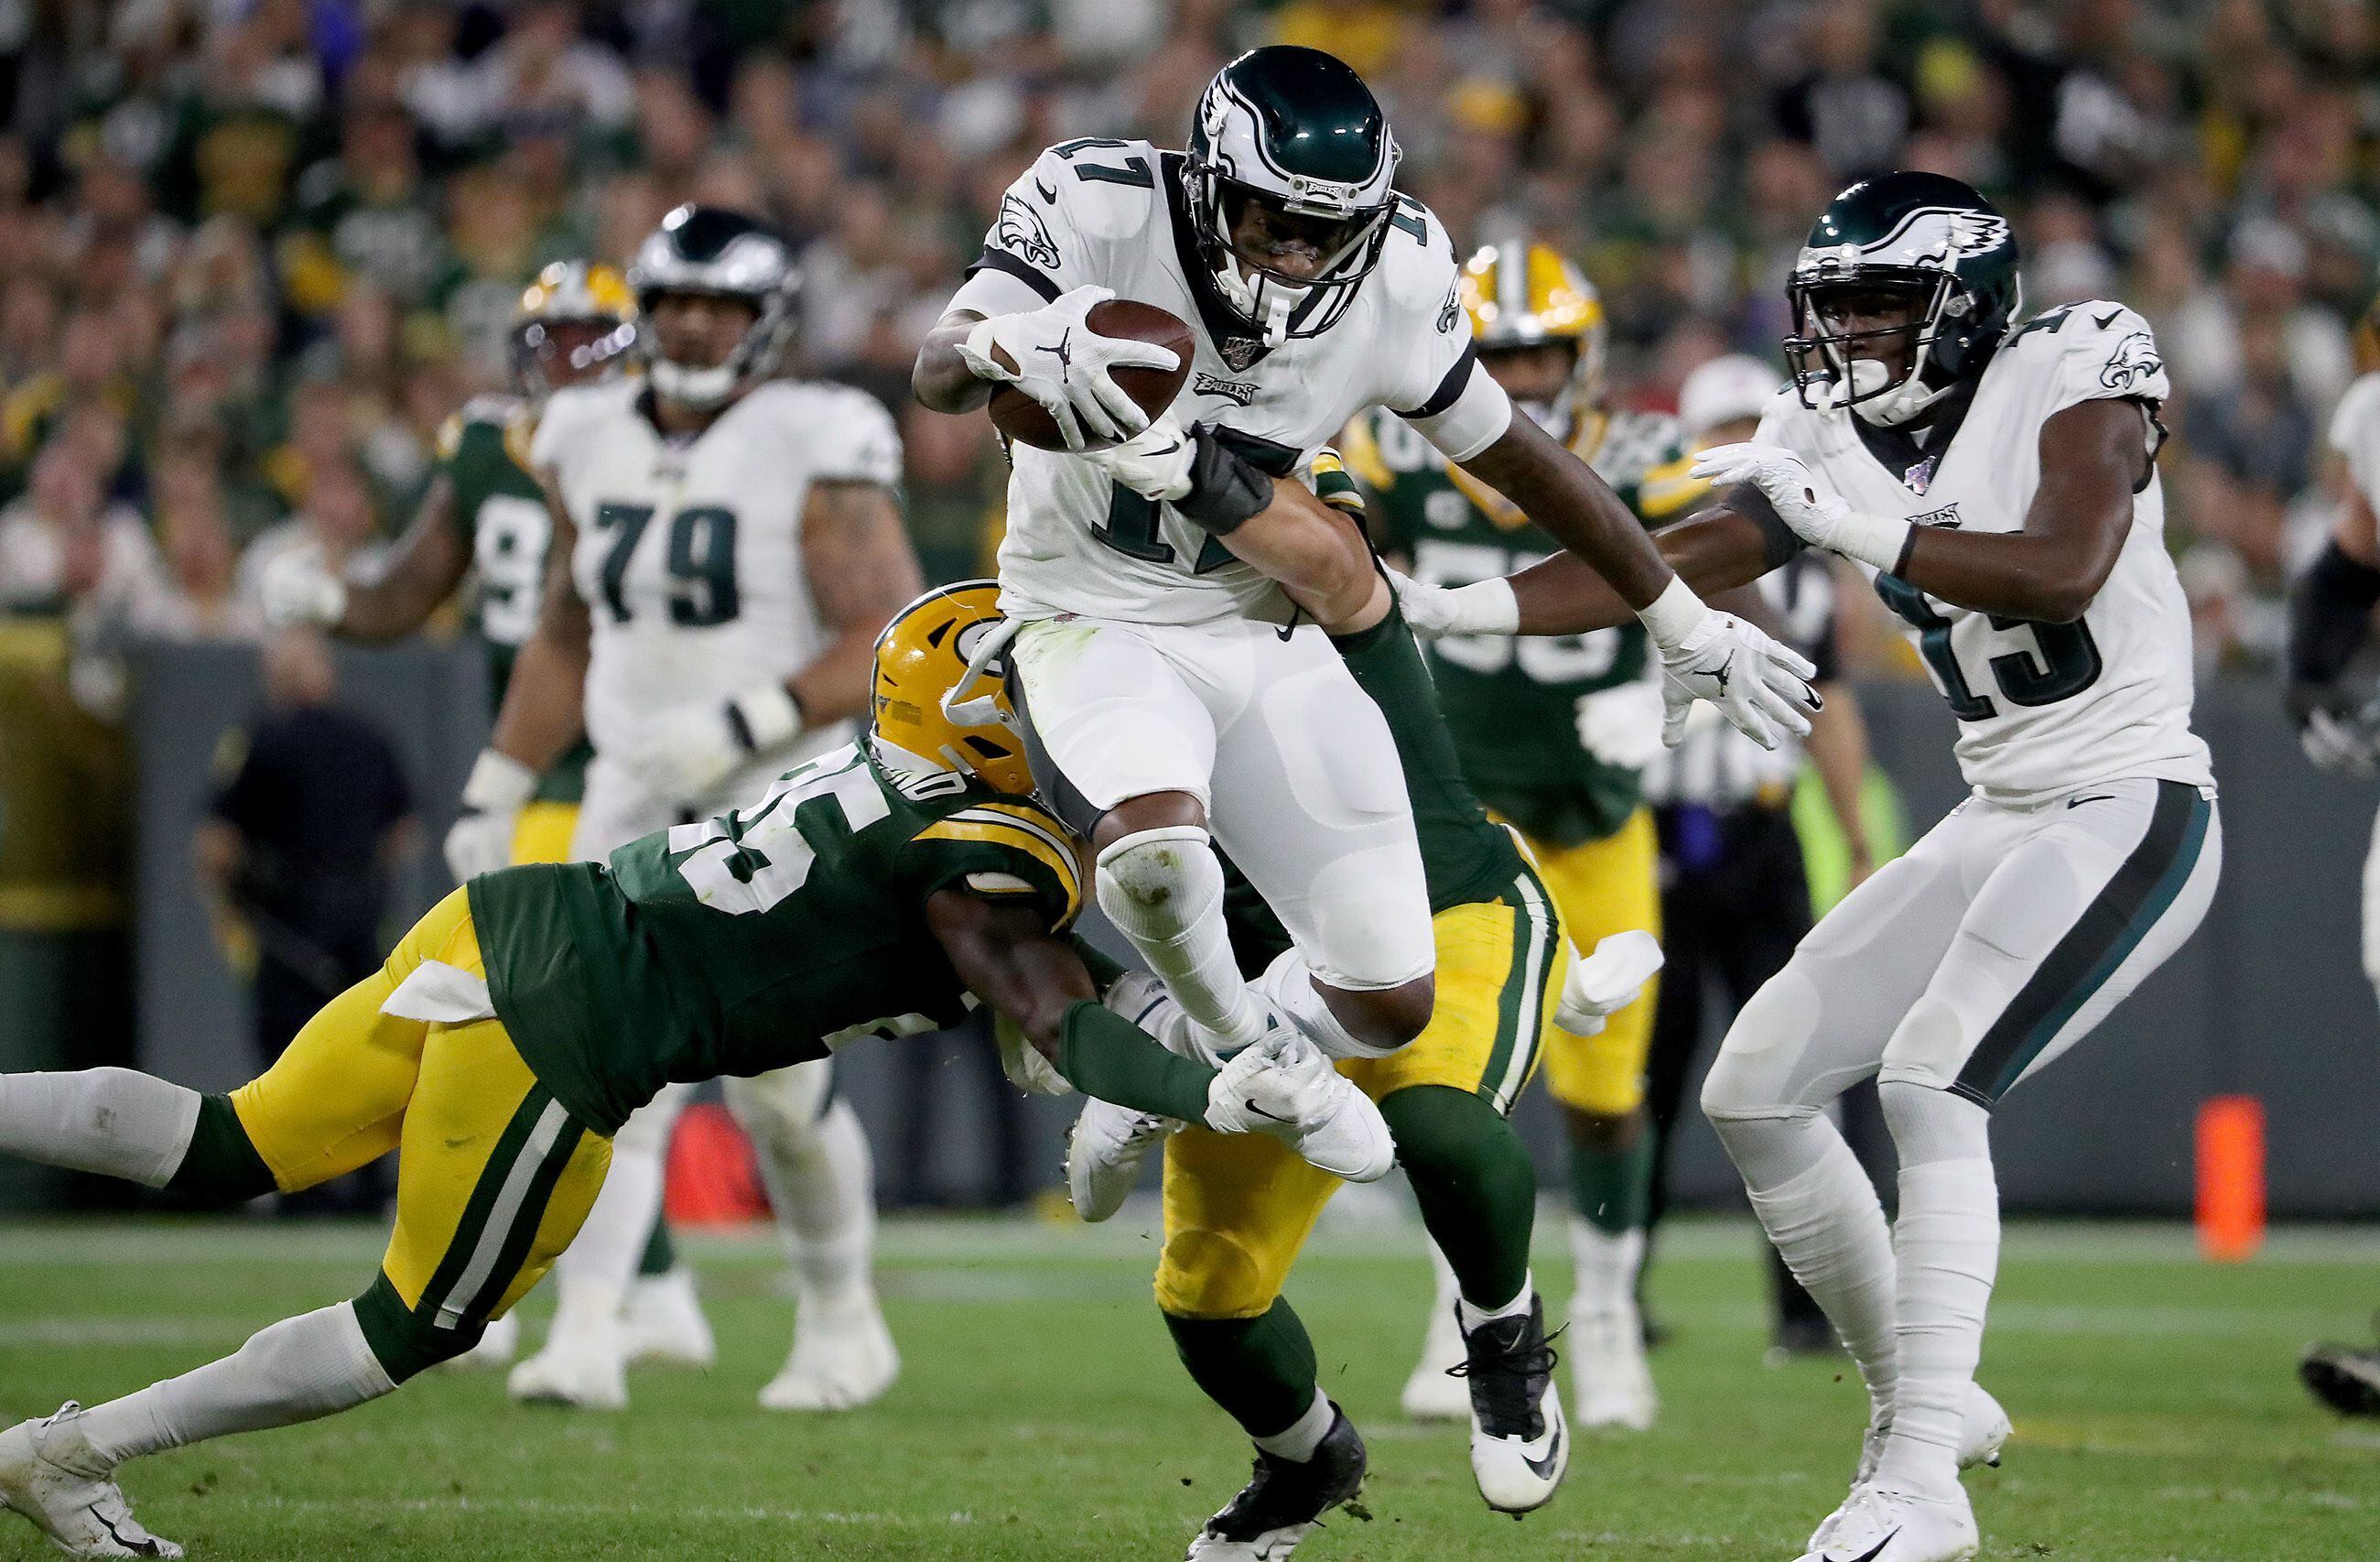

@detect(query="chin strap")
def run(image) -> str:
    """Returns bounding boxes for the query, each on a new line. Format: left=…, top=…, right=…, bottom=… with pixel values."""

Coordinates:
left=942, top=614, right=1023, bottom=729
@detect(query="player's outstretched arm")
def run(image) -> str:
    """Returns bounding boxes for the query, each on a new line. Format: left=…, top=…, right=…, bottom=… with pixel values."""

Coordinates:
left=792, top=480, right=925, bottom=723
left=914, top=309, right=1000, bottom=414
left=1695, top=398, right=2150, bottom=624
left=2288, top=448, right=2380, bottom=771
left=925, top=889, right=1218, bottom=1123
left=259, top=472, right=471, bottom=637
left=1459, top=407, right=1681, bottom=609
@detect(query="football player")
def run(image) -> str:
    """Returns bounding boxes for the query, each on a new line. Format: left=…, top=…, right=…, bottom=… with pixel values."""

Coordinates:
left=256, top=262, right=700, bottom=1372
left=453, top=204, right=918, bottom=1414
left=1347, top=241, right=1700, bottom=1432
left=1065, top=460, right=1661, bottom=1549
left=1398, top=171, right=2210, bottom=1561
left=912, top=48, right=1815, bottom=1166
left=0, top=582, right=1392, bottom=1562
left=2283, top=290, right=2380, bottom=1419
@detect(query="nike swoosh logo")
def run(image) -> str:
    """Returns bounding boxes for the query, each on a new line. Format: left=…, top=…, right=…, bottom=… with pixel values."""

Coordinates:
left=2067, top=794, right=2115, bottom=808
left=1840, top=1529, right=1899, bottom=1562
left=1034, top=178, right=1057, bottom=203
left=1242, top=1100, right=1295, bottom=1125
left=1520, top=1418, right=1565, bottom=1481
left=2093, top=309, right=2122, bottom=330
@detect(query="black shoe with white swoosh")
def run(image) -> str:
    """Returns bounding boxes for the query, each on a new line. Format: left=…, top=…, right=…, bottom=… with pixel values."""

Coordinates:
left=1184, top=1405, right=1367, bottom=1561
left=1448, top=1294, right=1570, bottom=1513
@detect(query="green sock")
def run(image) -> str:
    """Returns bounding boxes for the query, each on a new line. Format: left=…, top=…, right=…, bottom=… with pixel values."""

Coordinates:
left=638, top=1210, right=676, bottom=1276
left=1382, top=1085, right=1536, bottom=1307
left=1570, top=1132, right=1652, bottom=1236
left=1058, top=1002, right=1216, bottom=1122
left=1164, top=1298, right=1319, bottom=1438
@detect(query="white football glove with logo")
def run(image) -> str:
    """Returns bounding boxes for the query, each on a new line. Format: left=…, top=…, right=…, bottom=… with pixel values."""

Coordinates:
left=618, top=683, right=803, bottom=808
left=1690, top=442, right=1914, bottom=574
left=958, top=285, right=1184, bottom=451
left=1079, top=411, right=1195, bottom=501
left=444, top=749, right=536, bottom=883
left=1555, top=929, right=1664, bottom=1036
left=1639, top=577, right=1818, bottom=751
left=258, top=545, right=349, bottom=629
left=2301, top=705, right=2380, bottom=776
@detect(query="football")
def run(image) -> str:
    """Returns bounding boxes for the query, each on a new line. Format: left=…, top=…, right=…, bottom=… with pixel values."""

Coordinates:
left=988, top=298, right=1195, bottom=451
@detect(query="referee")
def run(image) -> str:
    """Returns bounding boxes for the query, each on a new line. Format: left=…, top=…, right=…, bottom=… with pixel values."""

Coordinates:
left=1639, top=354, right=1880, bottom=1358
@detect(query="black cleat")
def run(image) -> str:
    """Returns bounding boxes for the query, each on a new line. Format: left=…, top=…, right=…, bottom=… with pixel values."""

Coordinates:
left=1450, top=1296, right=1568, bottom=1512
left=1185, top=1405, right=1367, bottom=1560
left=2301, top=1340, right=2380, bottom=1417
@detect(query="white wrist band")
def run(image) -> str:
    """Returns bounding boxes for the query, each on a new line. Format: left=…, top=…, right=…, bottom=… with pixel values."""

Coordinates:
left=1834, top=508, right=1916, bottom=575
left=729, top=683, right=804, bottom=754
left=957, top=318, right=1018, bottom=384
left=462, top=749, right=537, bottom=810
left=1636, top=575, right=1708, bottom=649
left=1446, top=578, right=1520, bottom=635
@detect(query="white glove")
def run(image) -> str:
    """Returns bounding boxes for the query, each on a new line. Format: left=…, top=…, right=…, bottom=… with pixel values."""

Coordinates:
left=2302, top=706, right=2380, bottom=776
left=444, top=749, right=537, bottom=882
left=1690, top=442, right=1913, bottom=574
left=957, top=285, right=1184, bottom=450
left=1639, top=576, right=1819, bottom=751
left=1554, top=929, right=1665, bottom=1036
left=1574, top=679, right=1669, bottom=771
left=994, top=1013, right=1075, bottom=1096
left=1386, top=568, right=1520, bottom=639
left=618, top=683, right=802, bottom=806
left=1079, top=411, right=1195, bottom=501
left=258, top=545, right=348, bottom=629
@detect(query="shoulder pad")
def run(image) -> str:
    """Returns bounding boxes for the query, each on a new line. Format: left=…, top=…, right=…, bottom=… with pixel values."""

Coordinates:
left=2329, top=372, right=2380, bottom=458
left=1376, top=196, right=1462, bottom=323
left=1027, top=139, right=1163, bottom=244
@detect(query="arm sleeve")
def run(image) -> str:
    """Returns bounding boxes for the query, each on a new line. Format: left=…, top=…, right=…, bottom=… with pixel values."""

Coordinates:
left=949, top=146, right=1105, bottom=315
left=905, top=801, right=1087, bottom=933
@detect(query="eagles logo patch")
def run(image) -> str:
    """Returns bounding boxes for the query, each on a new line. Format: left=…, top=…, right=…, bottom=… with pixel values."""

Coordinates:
left=995, top=194, right=1061, bottom=271
left=2099, top=330, right=2162, bottom=393
left=1193, top=372, right=1257, bottom=407
left=1437, top=279, right=1461, bottom=334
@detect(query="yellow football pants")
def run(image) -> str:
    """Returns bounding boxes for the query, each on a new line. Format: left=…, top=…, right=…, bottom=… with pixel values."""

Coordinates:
left=1524, top=807, right=1662, bottom=1118
left=232, top=888, right=612, bottom=1336
left=1155, top=874, right=1566, bottom=1320
left=511, top=800, right=580, bottom=865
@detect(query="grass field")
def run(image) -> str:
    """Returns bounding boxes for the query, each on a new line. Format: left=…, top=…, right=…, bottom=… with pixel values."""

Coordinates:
left=0, top=1209, right=2374, bottom=1561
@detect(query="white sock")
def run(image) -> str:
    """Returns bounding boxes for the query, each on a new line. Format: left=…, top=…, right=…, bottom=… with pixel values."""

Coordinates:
left=1876, top=1082, right=1997, bottom=1498
left=544, top=1086, right=688, bottom=1344
left=734, top=1087, right=877, bottom=1302
left=1252, top=1388, right=1334, bottom=1463
left=1097, top=828, right=1266, bottom=1052
left=0, top=1069, right=200, bottom=1188
left=1250, top=949, right=1391, bottom=1060
left=1456, top=1269, right=1534, bottom=1331
left=73, top=1302, right=395, bottom=1470
left=1569, top=1216, right=1645, bottom=1318
left=1714, top=1110, right=1900, bottom=1422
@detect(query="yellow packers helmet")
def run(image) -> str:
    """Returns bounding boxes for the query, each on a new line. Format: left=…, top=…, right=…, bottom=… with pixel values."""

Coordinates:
left=513, top=261, right=639, bottom=398
left=1460, top=240, right=1607, bottom=419
left=870, top=580, right=1035, bottom=797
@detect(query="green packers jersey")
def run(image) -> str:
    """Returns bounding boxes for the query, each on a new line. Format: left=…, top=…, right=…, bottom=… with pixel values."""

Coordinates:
left=1349, top=407, right=1710, bottom=848
left=438, top=396, right=590, bottom=804
left=469, top=743, right=1084, bottom=1134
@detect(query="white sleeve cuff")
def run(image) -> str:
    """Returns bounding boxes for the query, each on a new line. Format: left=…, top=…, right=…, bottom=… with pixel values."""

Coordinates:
left=1445, top=578, right=1520, bottom=635
left=1834, top=508, right=1915, bottom=575
left=1635, top=575, right=1708, bottom=650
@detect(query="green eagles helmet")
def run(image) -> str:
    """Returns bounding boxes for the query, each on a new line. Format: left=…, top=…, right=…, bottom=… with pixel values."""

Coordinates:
left=1185, top=47, right=1402, bottom=350
left=1784, top=171, right=2022, bottom=426
left=627, top=204, right=800, bottom=409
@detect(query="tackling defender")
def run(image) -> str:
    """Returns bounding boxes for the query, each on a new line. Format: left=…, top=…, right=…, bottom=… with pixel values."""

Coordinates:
left=912, top=48, right=1815, bottom=1164
left=0, top=583, right=1390, bottom=1561
left=1348, top=240, right=1700, bottom=1431
left=1400, top=171, right=2209, bottom=1561
left=461, top=204, right=919, bottom=1413
left=258, top=262, right=704, bottom=1370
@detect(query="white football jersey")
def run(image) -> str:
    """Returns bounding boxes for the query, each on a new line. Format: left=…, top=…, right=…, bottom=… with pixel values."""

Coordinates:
left=952, top=138, right=1513, bottom=626
left=1757, top=300, right=2212, bottom=800
left=2328, top=370, right=2380, bottom=510
left=531, top=376, right=902, bottom=772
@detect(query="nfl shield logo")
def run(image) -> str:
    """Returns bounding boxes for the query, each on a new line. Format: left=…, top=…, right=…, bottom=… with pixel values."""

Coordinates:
left=1903, top=455, right=1935, bottom=494
left=1221, top=336, right=1263, bottom=372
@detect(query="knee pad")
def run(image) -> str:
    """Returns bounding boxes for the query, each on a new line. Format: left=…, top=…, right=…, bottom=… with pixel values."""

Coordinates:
left=1095, top=826, right=1224, bottom=940
left=1878, top=1078, right=1992, bottom=1168
left=723, top=1061, right=835, bottom=1152
left=1153, top=1228, right=1282, bottom=1322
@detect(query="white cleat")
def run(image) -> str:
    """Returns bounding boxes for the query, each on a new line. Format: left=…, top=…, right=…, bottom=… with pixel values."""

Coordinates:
left=1401, top=1297, right=1470, bottom=1421
left=507, top=1320, right=629, bottom=1411
left=1204, top=1032, right=1394, bottom=1184
left=0, top=1405, right=181, bottom=1558
left=1796, top=1483, right=1977, bottom=1562
left=1456, top=1296, right=1569, bottom=1513
left=759, top=1286, right=899, bottom=1412
left=1570, top=1297, right=1657, bottom=1431
left=1813, top=1384, right=2013, bottom=1551
left=439, top=1310, right=519, bottom=1371
left=623, top=1268, right=716, bottom=1369
left=1066, top=1099, right=1178, bottom=1222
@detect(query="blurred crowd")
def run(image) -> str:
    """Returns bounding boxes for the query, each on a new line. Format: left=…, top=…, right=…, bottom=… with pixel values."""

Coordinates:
left=0, top=0, right=2374, bottom=674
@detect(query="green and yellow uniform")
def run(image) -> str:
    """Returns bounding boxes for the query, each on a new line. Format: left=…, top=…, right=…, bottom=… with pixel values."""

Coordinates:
left=1348, top=404, right=1706, bottom=1118
left=1156, top=548, right=1570, bottom=1321
left=437, top=395, right=594, bottom=862
left=226, top=742, right=1082, bottom=1372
